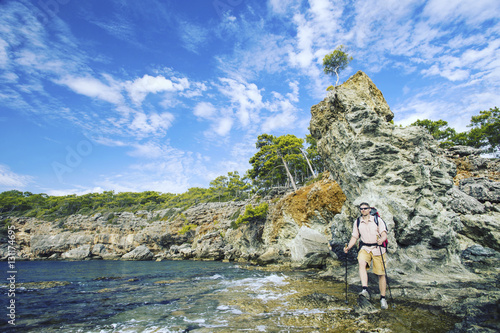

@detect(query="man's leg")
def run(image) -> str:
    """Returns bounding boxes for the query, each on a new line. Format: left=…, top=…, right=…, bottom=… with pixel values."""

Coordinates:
left=357, top=250, right=371, bottom=299
left=378, top=274, right=386, bottom=297
left=358, top=259, right=368, bottom=287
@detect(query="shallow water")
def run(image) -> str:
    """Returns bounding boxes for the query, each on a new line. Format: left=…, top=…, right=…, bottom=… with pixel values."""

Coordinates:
left=0, top=260, right=458, bottom=332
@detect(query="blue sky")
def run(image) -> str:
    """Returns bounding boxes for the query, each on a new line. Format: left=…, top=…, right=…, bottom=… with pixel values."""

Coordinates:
left=1, top=0, right=499, bottom=195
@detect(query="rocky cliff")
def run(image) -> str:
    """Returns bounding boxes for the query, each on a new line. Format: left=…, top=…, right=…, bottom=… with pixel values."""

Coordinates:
left=311, top=71, right=500, bottom=262
left=1, top=176, right=346, bottom=268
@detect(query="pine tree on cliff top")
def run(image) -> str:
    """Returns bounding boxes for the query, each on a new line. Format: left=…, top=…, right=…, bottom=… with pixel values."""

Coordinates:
left=322, top=45, right=353, bottom=87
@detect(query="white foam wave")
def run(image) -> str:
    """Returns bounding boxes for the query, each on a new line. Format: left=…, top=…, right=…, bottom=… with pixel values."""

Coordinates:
left=217, top=304, right=243, bottom=314
left=219, top=273, right=295, bottom=302
left=222, top=273, right=288, bottom=289
left=194, top=273, right=224, bottom=281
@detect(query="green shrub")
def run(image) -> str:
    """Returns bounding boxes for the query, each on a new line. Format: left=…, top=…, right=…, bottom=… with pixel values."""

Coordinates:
left=232, top=203, right=268, bottom=229
left=179, top=224, right=197, bottom=235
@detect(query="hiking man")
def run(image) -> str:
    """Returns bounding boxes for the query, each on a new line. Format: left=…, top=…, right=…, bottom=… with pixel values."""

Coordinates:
left=344, top=202, right=388, bottom=309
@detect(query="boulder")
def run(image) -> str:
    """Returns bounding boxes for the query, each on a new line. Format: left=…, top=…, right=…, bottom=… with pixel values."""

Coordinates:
left=257, top=247, right=281, bottom=264
left=289, top=226, right=330, bottom=268
left=121, top=245, right=154, bottom=261
left=61, top=245, right=91, bottom=260
left=92, top=243, right=120, bottom=260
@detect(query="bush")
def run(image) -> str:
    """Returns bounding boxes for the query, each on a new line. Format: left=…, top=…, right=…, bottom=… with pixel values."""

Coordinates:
left=179, top=224, right=197, bottom=235
left=232, top=203, right=269, bottom=229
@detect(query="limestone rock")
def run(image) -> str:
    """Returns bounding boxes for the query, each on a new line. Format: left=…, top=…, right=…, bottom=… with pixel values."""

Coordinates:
left=447, top=186, right=485, bottom=215
left=31, top=233, right=93, bottom=258
left=61, top=245, right=91, bottom=260
left=121, top=245, right=154, bottom=261
left=459, top=214, right=500, bottom=251
left=257, top=247, right=281, bottom=265
left=167, top=243, right=194, bottom=259
left=309, top=70, right=497, bottom=272
left=92, top=244, right=120, bottom=260
left=459, top=177, right=500, bottom=203
left=289, top=226, right=330, bottom=268
left=446, top=145, right=481, bottom=157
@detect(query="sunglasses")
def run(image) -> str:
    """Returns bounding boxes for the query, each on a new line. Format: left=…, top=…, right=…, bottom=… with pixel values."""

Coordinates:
left=360, top=207, right=370, bottom=211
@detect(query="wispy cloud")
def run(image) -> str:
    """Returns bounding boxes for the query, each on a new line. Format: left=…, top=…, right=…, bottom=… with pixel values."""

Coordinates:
left=125, top=74, right=190, bottom=105
left=58, top=75, right=124, bottom=104
left=0, top=164, right=34, bottom=190
left=178, top=20, right=209, bottom=53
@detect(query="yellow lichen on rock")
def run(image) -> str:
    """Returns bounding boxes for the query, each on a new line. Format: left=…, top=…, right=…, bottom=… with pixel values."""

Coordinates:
left=269, top=173, right=346, bottom=241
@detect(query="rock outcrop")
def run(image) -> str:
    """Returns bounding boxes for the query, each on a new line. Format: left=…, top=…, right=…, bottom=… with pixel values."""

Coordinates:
left=310, top=70, right=500, bottom=271
left=310, top=71, right=499, bottom=332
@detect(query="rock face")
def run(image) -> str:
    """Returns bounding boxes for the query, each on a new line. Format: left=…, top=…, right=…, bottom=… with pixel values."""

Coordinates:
left=310, top=70, right=500, bottom=272
left=309, top=71, right=499, bottom=332
left=0, top=177, right=345, bottom=268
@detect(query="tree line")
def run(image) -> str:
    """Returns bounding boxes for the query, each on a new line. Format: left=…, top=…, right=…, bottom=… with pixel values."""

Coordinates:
left=411, top=107, right=499, bottom=155
left=0, top=133, right=324, bottom=220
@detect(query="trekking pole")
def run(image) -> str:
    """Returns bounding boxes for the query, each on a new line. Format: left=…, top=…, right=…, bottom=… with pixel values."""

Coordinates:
left=344, top=243, right=348, bottom=305
left=378, top=243, right=395, bottom=309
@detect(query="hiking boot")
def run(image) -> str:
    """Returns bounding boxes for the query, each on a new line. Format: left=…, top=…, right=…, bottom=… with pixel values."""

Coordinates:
left=380, top=298, right=388, bottom=309
left=359, top=289, right=370, bottom=300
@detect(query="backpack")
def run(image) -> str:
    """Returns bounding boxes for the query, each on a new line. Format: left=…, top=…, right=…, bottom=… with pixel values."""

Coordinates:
left=356, top=207, right=388, bottom=250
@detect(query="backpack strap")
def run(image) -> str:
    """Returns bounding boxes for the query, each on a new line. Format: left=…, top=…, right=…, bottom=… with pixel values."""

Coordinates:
left=356, top=214, right=387, bottom=249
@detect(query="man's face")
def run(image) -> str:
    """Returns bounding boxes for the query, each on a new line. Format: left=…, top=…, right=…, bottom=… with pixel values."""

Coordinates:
left=360, top=206, right=370, bottom=216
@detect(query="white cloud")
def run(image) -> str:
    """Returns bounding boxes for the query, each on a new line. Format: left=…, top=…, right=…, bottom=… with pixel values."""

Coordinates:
left=179, top=21, right=208, bottom=53
left=0, top=39, right=8, bottom=68
left=58, top=75, right=123, bottom=104
left=422, top=0, right=500, bottom=25
left=126, top=74, right=189, bottom=105
left=218, top=78, right=264, bottom=127
left=129, top=111, right=175, bottom=137
left=0, top=164, right=34, bottom=189
left=194, top=102, right=217, bottom=119
left=128, top=142, right=165, bottom=159
left=268, top=0, right=301, bottom=15
left=213, top=117, right=234, bottom=136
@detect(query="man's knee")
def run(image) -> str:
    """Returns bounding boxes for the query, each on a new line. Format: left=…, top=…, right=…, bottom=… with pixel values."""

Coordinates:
left=358, top=260, right=368, bottom=270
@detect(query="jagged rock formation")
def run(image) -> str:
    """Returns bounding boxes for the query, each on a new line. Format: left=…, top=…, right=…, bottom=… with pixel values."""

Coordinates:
left=310, top=70, right=500, bottom=272
left=310, top=71, right=499, bottom=332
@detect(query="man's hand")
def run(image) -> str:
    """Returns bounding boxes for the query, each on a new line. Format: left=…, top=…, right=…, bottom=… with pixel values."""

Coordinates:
left=377, top=233, right=387, bottom=246
left=344, top=244, right=349, bottom=253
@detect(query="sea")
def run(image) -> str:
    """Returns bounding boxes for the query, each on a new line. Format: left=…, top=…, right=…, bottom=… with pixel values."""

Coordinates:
left=0, top=260, right=312, bottom=332
left=1, top=260, right=461, bottom=332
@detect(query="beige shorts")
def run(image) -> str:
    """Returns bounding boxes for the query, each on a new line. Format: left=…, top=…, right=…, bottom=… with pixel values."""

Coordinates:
left=358, top=249, right=387, bottom=276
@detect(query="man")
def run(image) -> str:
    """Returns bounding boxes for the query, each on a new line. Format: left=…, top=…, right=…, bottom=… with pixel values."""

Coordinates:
left=344, top=202, right=388, bottom=309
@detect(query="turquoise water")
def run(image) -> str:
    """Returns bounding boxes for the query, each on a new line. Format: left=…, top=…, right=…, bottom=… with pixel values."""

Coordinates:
left=1, top=260, right=302, bottom=332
